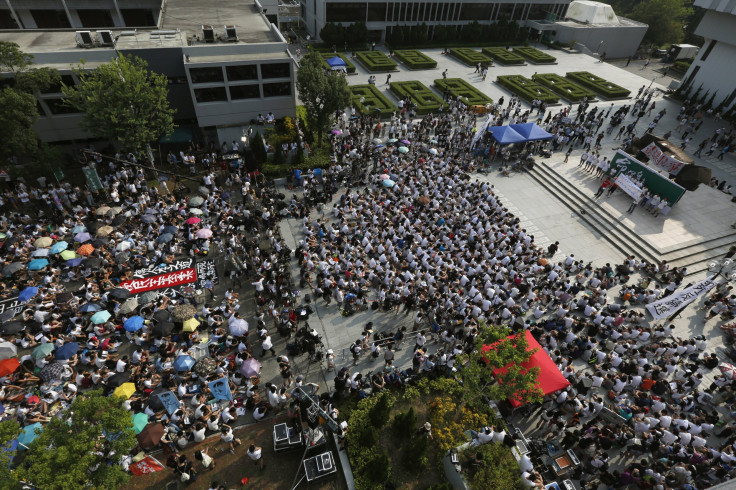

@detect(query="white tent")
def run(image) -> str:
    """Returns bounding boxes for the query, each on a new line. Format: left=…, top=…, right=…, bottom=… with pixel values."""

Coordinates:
left=565, top=1, right=619, bottom=25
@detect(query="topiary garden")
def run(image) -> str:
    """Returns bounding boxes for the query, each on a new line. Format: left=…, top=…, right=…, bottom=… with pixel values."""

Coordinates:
left=319, top=53, right=356, bottom=74
left=449, top=48, right=493, bottom=67
left=433, top=78, right=493, bottom=106
left=349, top=84, right=398, bottom=116
left=355, top=51, right=398, bottom=72
left=389, top=80, right=444, bottom=114
left=481, top=47, right=526, bottom=65
left=512, top=46, right=557, bottom=64
left=394, top=49, right=438, bottom=69
left=566, top=71, right=631, bottom=99
left=496, top=75, right=560, bottom=104
left=532, top=73, right=598, bottom=102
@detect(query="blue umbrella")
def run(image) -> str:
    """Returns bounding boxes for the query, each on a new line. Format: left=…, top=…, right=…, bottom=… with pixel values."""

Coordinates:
left=141, top=215, right=156, bottom=224
left=18, top=286, right=39, bottom=303
left=123, top=316, right=145, bottom=332
left=17, top=422, right=42, bottom=449
left=173, top=355, right=196, bottom=372
left=157, top=233, right=174, bottom=243
left=162, top=226, right=177, bottom=235
left=49, top=241, right=69, bottom=254
left=80, top=303, right=101, bottom=313
left=66, top=257, right=84, bottom=267
left=74, top=232, right=91, bottom=243
left=382, top=179, right=396, bottom=188
left=28, top=259, right=49, bottom=271
left=54, top=342, right=80, bottom=360
left=91, top=310, right=111, bottom=324
left=71, top=225, right=87, bottom=234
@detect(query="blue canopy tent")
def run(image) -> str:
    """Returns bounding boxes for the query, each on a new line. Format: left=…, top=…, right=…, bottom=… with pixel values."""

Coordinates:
left=326, top=56, right=347, bottom=71
left=486, top=126, right=526, bottom=145
left=508, top=123, right=553, bottom=141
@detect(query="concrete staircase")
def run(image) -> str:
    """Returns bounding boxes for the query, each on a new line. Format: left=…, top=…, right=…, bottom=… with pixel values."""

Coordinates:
left=526, top=160, right=736, bottom=277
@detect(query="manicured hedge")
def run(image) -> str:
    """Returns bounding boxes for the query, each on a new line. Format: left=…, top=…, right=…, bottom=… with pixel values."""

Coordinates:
left=512, top=46, right=556, bottom=64
left=532, top=73, right=597, bottom=102
left=320, top=53, right=356, bottom=74
left=449, top=48, right=493, bottom=67
left=350, top=84, right=398, bottom=116
left=389, top=80, right=444, bottom=115
left=566, top=71, right=631, bottom=99
left=481, top=47, right=526, bottom=65
left=394, top=49, right=437, bottom=69
left=355, top=51, right=398, bottom=72
left=496, top=75, right=559, bottom=104
left=434, top=78, right=492, bottom=106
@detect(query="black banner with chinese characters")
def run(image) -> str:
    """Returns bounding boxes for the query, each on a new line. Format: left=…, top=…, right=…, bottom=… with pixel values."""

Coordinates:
left=195, top=260, right=218, bottom=289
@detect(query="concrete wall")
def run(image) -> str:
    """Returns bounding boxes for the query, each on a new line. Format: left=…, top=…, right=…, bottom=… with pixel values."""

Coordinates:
left=681, top=37, right=736, bottom=109
left=552, top=23, right=646, bottom=58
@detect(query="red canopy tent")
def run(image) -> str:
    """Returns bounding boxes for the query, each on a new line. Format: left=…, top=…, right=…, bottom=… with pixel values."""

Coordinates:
left=481, top=330, right=570, bottom=407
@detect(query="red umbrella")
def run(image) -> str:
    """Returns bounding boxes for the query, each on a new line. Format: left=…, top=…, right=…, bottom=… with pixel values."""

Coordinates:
left=720, top=363, right=736, bottom=379
left=185, top=217, right=201, bottom=225
left=0, top=358, right=20, bottom=377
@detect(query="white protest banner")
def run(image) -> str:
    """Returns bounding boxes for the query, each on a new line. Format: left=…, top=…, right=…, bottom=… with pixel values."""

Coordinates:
left=614, top=174, right=643, bottom=200
left=471, top=113, right=494, bottom=149
left=645, top=276, right=718, bottom=319
left=641, top=142, right=686, bottom=175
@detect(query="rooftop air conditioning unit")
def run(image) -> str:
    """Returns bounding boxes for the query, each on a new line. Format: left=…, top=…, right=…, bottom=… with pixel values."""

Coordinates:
left=75, top=31, right=94, bottom=48
left=202, top=25, right=215, bottom=43
left=97, top=30, right=114, bottom=46
left=224, top=25, right=238, bottom=42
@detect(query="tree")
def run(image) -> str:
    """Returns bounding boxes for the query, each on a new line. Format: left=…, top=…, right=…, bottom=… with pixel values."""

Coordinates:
left=13, top=390, right=136, bottom=489
left=0, top=41, right=60, bottom=163
left=250, top=131, right=267, bottom=164
left=62, top=54, right=175, bottom=158
left=457, top=323, right=544, bottom=407
left=630, top=0, right=692, bottom=45
left=0, top=420, right=20, bottom=486
left=296, top=52, right=351, bottom=147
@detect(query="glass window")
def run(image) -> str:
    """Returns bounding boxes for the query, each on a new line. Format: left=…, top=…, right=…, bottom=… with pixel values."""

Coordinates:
left=189, top=67, right=224, bottom=84
left=262, top=82, right=291, bottom=98
left=326, top=2, right=366, bottom=22
left=230, top=84, right=261, bottom=100
left=367, top=3, right=387, bottom=21
left=45, top=98, right=80, bottom=115
left=497, top=3, right=514, bottom=19
left=700, top=40, right=716, bottom=61
left=527, top=4, right=549, bottom=19
left=226, top=65, right=258, bottom=81
left=260, top=63, right=290, bottom=79
left=459, top=4, right=493, bottom=20
left=194, top=87, right=227, bottom=103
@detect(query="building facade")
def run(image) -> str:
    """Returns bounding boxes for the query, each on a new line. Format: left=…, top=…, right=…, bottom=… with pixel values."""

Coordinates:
left=0, top=0, right=297, bottom=146
left=679, top=0, right=736, bottom=111
left=0, top=0, right=163, bottom=30
left=301, top=0, right=571, bottom=42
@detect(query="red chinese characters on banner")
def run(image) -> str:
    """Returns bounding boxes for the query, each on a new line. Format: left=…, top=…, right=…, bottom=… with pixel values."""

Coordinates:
left=129, top=456, right=164, bottom=476
left=119, top=268, right=197, bottom=294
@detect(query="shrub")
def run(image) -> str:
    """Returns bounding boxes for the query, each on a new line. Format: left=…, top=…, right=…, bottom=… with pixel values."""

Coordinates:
left=355, top=51, right=398, bottom=72
left=394, top=49, right=437, bottom=69
left=434, top=78, right=492, bottom=106
left=319, top=53, right=356, bottom=74
left=496, top=75, right=559, bottom=104
left=481, top=47, right=526, bottom=65
left=349, top=84, right=398, bottom=117
left=512, top=46, right=557, bottom=64
left=389, top=80, right=444, bottom=115
left=532, top=73, right=597, bottom=102
left=391, top=406, right=417, bottom=440
left=449, top=47, right=493, bottom=66
left=365, top=450, right=391, bottom=483
left=460, top=442, right=523, bottom=489
left=402, top=434, right=429, bottom=469
left=673, top=60, right=692, bottom=72
left=369, top=392, right=394, bottom=428
left=566, top=71, right=631, bottom=99
left=250, top=130, right=267, bottom=164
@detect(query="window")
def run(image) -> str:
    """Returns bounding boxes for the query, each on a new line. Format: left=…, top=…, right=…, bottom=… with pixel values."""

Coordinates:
left=78, top=9, right=114, bottom=28
left=41, top=74, right=76, bottom=94
left=700, top=40, right=716, bottom=62
left=326, top=2, right=366, bottom=22
left=189, top=67, right=224, bottom=84
left=230, top=84, right=261, bottom=100
left=226, top=65, right=258, bottom=81
left=0, top=9, right=19, bottom=29
left=45, top=98, right=80, bottom=115
left=262, top=82, right=291, bottom=98
left=30, top=10, right=70, bottom=28
left=527, top=4, right=549, bottom=20
left=459, top=4, right=493, bottom=20
left=497, top=3, right=514, bottom=19
left=260, top=63, right=290, bottom=79
left=367, top=3, right=387, bottom=21
left=120, top=9, right=156, bottom=27
left=194, top=87, right=227, bottom=103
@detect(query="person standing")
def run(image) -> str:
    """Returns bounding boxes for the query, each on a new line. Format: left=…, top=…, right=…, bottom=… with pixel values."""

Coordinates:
left=246, top=444, right=265, bottom=469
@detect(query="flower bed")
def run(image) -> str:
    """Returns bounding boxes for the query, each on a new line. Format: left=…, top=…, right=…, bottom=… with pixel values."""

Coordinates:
left=394, top=49, right=437, bottom=69
left=433, top=78, right=493, bottom=106
left=481, top=47, right=526, bottom=65
left=389, top=80, right=444, bottom=115
left=532, top=73, right=597, bottom=102
left=512, top=46, right=556, bottom=64
left=319, top=53, right=356, bottom=74
left=355, top=51, right=398, bottom=72
left=496, top=75, right=559, bottom=104
left=449, top=48, right=493, bottom=67
left=350, top=84, right=398, bottom=116
left=566, top=71, right=631, bottom=99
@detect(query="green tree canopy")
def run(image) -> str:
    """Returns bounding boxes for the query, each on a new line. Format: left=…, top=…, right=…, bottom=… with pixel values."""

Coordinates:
left=296, top=52, right=351, bottom=147
left=631, top=0, right=693, bottom=45
left=62, top=53, right=175, bottom=157
left=12, top=390, right=137, bottom=490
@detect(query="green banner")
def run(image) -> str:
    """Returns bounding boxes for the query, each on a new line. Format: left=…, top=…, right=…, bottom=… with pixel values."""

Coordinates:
left=82, top=167, right=103, bottom=192
left=609, top=150, right=686, bottom=206
left=53, top=169, right=65, bottom=181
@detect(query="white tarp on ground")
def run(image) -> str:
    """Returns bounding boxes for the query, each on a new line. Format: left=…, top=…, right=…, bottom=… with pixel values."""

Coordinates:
left=565, top=1, right=620, bottom=25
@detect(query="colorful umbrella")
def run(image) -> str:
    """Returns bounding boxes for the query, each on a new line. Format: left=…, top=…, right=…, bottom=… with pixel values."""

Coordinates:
left=196, top=229, right=212, bottom=239
left=400, top=139, right=410, bottom=144
left=91, top=310, right=111, bottom=324
left=54, top=342, right=80, bottom=360
left=60, top=250, right=78, bottom=260
left=382, top=179, right=396, bottom=188
left=123, top=316, right=145, bottom=332
left=174, top=355, right=196, bottom=372
left=66, top=257, right=84, bottom=267
left=240, top=358, right=262, bottom=378
left=49, top=241, right=69, bottom=254
left=132, top=413, right=148, bottom=434
left=0, top=358, right=20, bottom=377
left=17, top=423, right=42, bottom=449
left=18, top=286, right=38, bottom=303
left=32, top=343, right=54, bottom=360
left=95, top=206, right=110, bottom=216
left=429, top=148, right=438, bottom=155
left=185, top=217, right=201, bottom=225
left=96, top=226, right=114, bottom=237
left=31, top=249, right=50, bottom=257
left=28, top=259, right=49, bottom=271
left=182, top=318, right=199, bottom=332
left=379, top=174, right=389, bottom=180
left=77, top=244, right=95, bottom=256
left=33, top=237, right=53, bottom=248
left=172, top=304, right=197, bottom=322
left=113, top=382, right=137, bottom=400
left=74, top=232, right=91, bottom=243
left=720, top=363, right=736, bottom=379
left=398, top=146, right=409, bottom=154
left=71, top=225, right=87, bottom=234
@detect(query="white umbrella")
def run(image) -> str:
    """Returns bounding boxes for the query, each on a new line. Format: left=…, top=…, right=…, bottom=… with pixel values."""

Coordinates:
left=0, top=341, right=17, bottom=360
left=32, top=249, right=50, bottom=257
left=190, top=208, right=204, bottom=216
left=115, top=241, right=132, bottom=252
left=229, top=318, right=249, bottom=337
